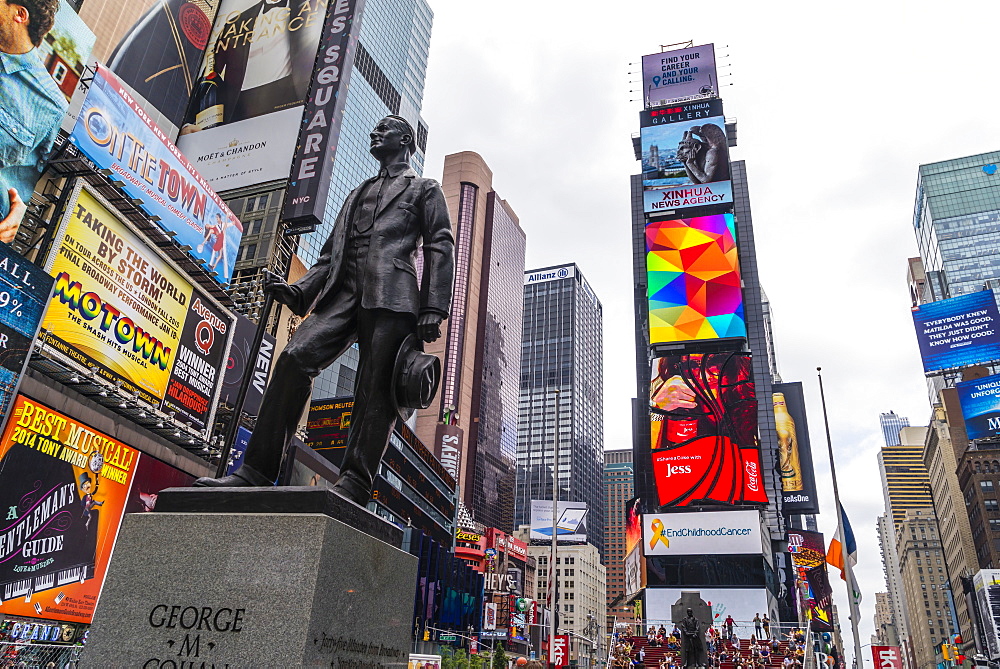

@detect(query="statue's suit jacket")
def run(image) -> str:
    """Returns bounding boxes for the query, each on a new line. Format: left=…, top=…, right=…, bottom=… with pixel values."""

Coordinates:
left=289, top=166, right=454, bottom=320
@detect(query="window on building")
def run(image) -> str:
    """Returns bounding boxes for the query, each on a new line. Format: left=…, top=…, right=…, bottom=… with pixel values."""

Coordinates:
left=986, top=499, right=1000, bottom=512
left=983, top=480, right=996, bottom=493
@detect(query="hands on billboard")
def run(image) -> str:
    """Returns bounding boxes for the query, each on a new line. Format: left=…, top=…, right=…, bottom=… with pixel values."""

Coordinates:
left=651, top=374, right=697, bottom=410
left=0, top=189, right=26, bottom=244
left=177, top=124, right=201, bottom=137
left=417, top=312, right=443, bottom=343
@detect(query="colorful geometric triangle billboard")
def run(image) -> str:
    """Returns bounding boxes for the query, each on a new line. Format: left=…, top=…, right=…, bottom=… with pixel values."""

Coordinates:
left=646, top=213, right=746, bottom=345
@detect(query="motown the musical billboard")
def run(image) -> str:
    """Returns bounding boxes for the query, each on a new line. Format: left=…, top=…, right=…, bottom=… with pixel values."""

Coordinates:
left=0, top=395, right=138, bottom=623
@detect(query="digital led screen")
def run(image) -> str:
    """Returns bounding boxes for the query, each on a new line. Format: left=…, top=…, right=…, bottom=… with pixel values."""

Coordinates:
left=957, top=373, right=1000, bottom=441
left=529, top=500, right=588, bottom=543
left=646, top=213, right=745, bottom=345
left=640, top=100, right=732, bottom=214
left=911, top=291, right=1000, bottom=373
left=645, top=587, right=775, bottom=628
left=642, top=509, right=765, bottom=557
left=773, top=382, right=820, bottom=515
left=641, top=44, right=718, bottom=107
left=649, top=352, right=767, bottom=507
left=787, top=529, right=834, bottom=632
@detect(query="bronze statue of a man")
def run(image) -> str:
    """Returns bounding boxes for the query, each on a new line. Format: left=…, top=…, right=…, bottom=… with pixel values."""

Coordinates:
left=195, top=116, right=454, bottom=504
left=679, top=607, right=708, bottom=669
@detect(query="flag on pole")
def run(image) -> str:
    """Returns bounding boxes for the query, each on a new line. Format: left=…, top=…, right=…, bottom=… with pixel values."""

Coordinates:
left=827, top=502, right=858, bottom=578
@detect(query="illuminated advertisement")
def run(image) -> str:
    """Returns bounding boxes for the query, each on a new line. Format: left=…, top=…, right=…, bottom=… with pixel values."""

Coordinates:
left=642, top=510, right=764, bottom=556
left=957, top=373, right=1000, bottom=440
left=772, top=382, right=820, bottom=515
left=646, top=213, right=745, bottom=344
left=787, top=529, right=834, bottom=632
left=0, top=1, right=94, bottom=239
left=645, top=587, right=775, bottom=628
left=42, top=185, right=232, bottom=424
left=219, top=314, right=275, bottom=417
left=306, top=397, right=354, bottom=466
left=871, top=646, right=903, bottom=669
left=68, top=65, right=243, bottom=284
left=178, top=0, right=362, bottom=198
left=640, top=100, right=732, bottom=214
left=0, top=395, right=139, bottom=624
left=528, top=500, right=588, bottom=543
left=106, top=0, right=222, bottom=130
left=641, top=44, right=718, bottom=107
left=0, top=243, right=54, bottom=422
left=649, top=352, right=767, bottom=507
left=973, top=569, right=1000, bottom=660
left=911, top=291, right=1000, bottom=373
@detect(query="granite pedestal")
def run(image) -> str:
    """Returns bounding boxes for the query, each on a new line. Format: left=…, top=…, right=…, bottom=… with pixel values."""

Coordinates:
left=81, top=487, right=417, bottom=668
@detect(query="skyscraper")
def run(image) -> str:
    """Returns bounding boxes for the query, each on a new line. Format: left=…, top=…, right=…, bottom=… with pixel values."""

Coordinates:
left=878, top=426, right=933, bottom=526
left=604, top=448, right=636, bottom=630
left=516, top=264, right=605, bottom=554
left=880, top=411, right=911, bottom=448
left=413, top=152, right=527, bottom=532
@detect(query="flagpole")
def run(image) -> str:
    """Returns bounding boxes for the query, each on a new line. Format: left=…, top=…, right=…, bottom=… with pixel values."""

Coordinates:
left=817, top=367, right=864, bottom=669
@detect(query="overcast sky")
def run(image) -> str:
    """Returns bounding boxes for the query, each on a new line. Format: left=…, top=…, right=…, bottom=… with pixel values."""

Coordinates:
left=417, top=0, right=1000, bottom=662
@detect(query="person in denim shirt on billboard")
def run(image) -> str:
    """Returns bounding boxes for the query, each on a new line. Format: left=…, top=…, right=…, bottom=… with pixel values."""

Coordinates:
left=0, top=0, right=65, bottom=244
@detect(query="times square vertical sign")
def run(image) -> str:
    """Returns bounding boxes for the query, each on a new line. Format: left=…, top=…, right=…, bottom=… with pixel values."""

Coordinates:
left=282, top=0, right=367, bottom=234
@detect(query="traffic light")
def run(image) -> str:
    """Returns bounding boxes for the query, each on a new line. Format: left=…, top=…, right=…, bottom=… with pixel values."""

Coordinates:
left=942, top=643, right=953, bottom=661
left=423, top=629, right=430, bottom=642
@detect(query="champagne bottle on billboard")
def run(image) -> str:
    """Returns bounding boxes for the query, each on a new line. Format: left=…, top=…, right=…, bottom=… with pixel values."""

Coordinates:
left=773, top=392, right=803, bottom=490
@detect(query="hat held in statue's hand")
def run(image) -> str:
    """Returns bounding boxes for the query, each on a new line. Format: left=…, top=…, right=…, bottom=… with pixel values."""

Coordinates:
left=393, top=333, right=440, bottom=419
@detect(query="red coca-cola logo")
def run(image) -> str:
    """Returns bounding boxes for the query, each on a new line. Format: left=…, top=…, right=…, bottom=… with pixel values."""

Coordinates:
left=178, top=3, right=211, bottom=50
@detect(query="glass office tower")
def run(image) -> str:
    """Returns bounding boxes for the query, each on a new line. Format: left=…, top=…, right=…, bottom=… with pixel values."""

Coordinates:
left=516, top=264, right=605, bottom=554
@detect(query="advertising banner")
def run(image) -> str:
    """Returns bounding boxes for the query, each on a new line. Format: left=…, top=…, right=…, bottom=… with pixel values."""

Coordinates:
left=43, top=185, right=191, bottom=404
left=642, top=510, right=764, bottom=557
left=160, top=290, right=231, bottom=430
left=282, top=0, right=366, bottom=232
left=0, top=395, right=139, bottom=623
left=645, top=587, right=774, bottom=628
left=772, top=382, right=821, bottom=515
left=219, top=314, right=275, bottom=417
left=646, top=213, right=745, bottom=344
left=640, top=100, right=732, bottom=214
left=106, top=0, right=223, bottom=131
left=43, top=185, right=232, bottom=424
left=624, top=544, right=645, bottom=600
left=911, top=291, right=1000, bottom=373
left=306, top=397, right=354, bottom=466
left=788, top=530, right=834, bottom=632
left=649, top=352, right=767, bottom=507
left=641, top=44, right=718, bottom=107
left=123, top=454, right=195, bottom=514
left=957, top=373, right=1000, bottom=441
left=69, top=65, right=243, bottom=285
left=436, top=423, right=463, bottom=483
left=528, top=500, right=588, bottom=543
left=973, top=569, right=1000, bottom=660
left=0, top=243, right=54, bottom=423
left=0, top=1, right=94, bottom=229
left=871, top=646, right=903, bottom=669
left=551, top=635, right=569, bottom=668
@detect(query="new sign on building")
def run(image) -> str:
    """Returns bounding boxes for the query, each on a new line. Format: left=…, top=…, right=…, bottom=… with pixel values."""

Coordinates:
left=641, top=510, right=765, bottom=556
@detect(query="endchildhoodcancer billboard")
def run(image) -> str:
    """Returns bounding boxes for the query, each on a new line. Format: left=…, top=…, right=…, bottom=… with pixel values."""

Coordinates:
left=641, top=44, right=718, bottom=107
left=68, top=65, right=243, bottom=285
left=649, top=351, right=767, bottom=507
left=911, top=291, right=1000, bottom=373
left=640, top=99, right=732, bottom=214
left=646, top=213, right=745, bottom=345
left=0, top=395, right=138, bottom=624
left=642, top=509, right=765, bottom=556
left=42, top=184, right=232, bottom=429
left=957, top=373, right=1000, bottom=441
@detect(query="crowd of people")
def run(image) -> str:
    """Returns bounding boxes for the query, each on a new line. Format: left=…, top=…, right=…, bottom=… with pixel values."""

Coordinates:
left=608, top=619, right=810, bottom=669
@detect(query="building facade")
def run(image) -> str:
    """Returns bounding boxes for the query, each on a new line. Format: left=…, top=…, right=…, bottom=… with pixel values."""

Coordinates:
left=515, top=264, right=605, bottom=554
left=882, top=411, right=912, bottom=448
left=896, top=509, right=953, bottom=669
left=604, top=448, right=636, bottom=631
left=531, top=543, right=607, bottom=669
left=880, top=427, right=934, bottom=526
left=878, top=512, right=911, bottom=662
left=413, top=152, right=527, bottom=532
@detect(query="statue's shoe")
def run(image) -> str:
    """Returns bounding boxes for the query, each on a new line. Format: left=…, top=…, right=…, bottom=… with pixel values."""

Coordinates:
left=331, top=475, right=369, bottom=506
left=192, top=466, right=273, bottom=487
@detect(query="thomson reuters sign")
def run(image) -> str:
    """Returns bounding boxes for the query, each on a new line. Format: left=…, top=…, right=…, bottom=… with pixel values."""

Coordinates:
left=642, top=510, right=764, bottom=557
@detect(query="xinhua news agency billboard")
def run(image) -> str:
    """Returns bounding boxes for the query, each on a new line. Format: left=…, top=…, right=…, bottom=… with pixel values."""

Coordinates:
left=646, top=213, right=745, bottom=345
left=911, top=291, right=1000, bottom=373
left=958, top=373, right=1000, bottom=441
left=772, top=382, right=820, bottom=515
left=642, top=509, right=765, bottom=557
left=648, top=351, right=767, bottom=507
left=642, top=44, right=718, bottom=107
left=640, top=99, right=732, bottom=214
left=529, top=500, right=588, bottom=543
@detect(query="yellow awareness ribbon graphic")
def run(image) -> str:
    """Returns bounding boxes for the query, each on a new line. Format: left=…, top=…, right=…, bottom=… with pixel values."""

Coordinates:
left=649, top=519, right=670, bottom=549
